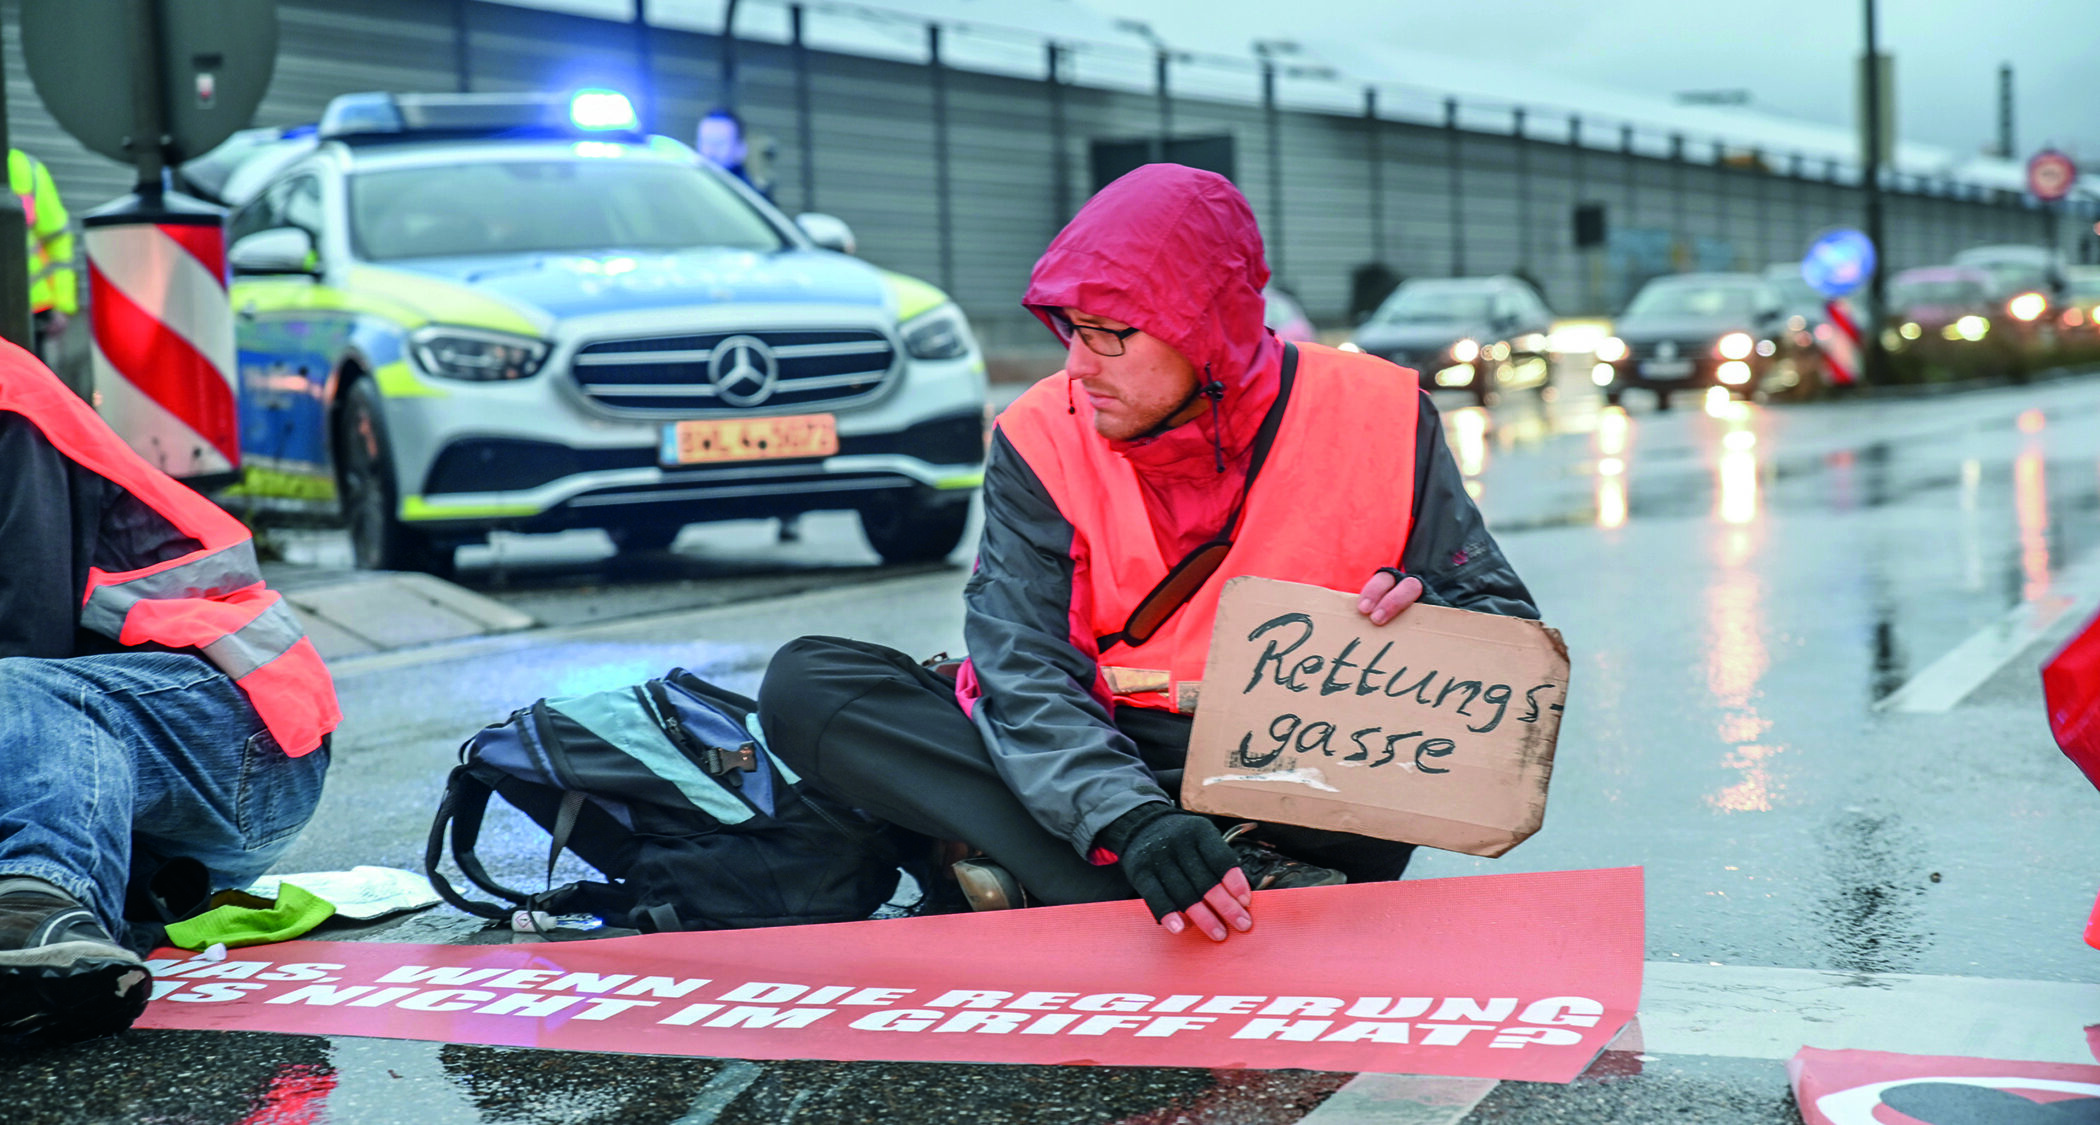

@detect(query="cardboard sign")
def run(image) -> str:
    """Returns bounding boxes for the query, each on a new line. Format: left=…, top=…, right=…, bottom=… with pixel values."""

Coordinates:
left=1182, top=578, right=1568, bottom=857
left=138, top=867, right=1644, bottom=1083
left=1789, top=1047, right=2100, bottom=1125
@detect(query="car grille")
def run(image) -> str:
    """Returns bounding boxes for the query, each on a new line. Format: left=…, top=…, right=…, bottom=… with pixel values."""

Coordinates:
left=571, top=329, right=897, bottom=414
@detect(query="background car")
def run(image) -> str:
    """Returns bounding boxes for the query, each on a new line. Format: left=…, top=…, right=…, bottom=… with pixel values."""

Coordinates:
left=1262, top=284, right=1315, bottom=343
left=1347, top=276, right=1553, bottom=405
left=1593, top=273, right=1783, bottom=408
left=213, top=90, right=988, bottom=575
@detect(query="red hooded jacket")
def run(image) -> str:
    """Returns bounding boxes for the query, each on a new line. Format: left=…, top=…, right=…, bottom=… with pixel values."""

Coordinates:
left=1021, top=164, right=1282, bottom=562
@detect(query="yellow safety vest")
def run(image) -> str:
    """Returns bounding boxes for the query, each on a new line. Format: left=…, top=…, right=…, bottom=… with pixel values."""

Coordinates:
left=9, top=149, right=76, bottom=315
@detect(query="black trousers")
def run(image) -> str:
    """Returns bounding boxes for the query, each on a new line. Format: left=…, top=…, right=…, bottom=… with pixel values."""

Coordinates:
left=756, top=636, right=1415, bottom=906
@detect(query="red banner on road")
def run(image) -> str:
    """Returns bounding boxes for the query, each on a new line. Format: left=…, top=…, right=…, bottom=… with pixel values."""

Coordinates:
left=1790, top=1047, right=2100, bottom=1124
left=138, top=867, right=1642, bottom=1083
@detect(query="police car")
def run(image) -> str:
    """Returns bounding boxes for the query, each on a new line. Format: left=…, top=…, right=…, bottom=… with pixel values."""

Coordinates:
left=210, top=90, right=986, bottom=574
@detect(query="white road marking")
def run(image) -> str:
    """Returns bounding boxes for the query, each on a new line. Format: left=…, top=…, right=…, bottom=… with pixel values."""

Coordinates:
left=671, top=1060, right=766, bottom=1124
left=1878, top=545, right=2100, bottom=712
left=1296, top=1075, right=1499, bottom=1125
left=1641, top=961, right=2100, bottom=1064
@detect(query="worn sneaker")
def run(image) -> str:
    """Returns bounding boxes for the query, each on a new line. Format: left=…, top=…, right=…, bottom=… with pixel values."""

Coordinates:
left=1221, top=824, right=1348, bottom=890
left=949, top=858, right=1026, bottom=911
left=0, top=881, right=152, bottom=1046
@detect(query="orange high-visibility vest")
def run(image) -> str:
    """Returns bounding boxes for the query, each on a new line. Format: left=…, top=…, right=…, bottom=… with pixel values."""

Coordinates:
left=0, top=342, right=338, bottom=755
left=998, top=342, right=1420, bottom=713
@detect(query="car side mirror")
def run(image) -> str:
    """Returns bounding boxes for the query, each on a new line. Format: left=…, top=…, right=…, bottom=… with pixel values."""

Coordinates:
left=795, top=212, right=857, bottom=256
left=229, top=228, right=319, bottom=276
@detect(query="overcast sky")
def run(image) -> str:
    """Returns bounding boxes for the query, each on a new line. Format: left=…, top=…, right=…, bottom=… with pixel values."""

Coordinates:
left=596, top=0, right=2097, bottom=165
left=1110, top=0, right=2096, bottom=161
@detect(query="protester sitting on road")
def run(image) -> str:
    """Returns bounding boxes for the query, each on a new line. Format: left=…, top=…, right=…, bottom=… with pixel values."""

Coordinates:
left=0, top=343, right=339, bottom=1044
left=756, top=164, right=1536, bottom=943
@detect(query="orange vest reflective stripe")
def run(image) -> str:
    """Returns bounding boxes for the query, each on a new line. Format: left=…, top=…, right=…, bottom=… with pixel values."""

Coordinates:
left=999, top=342, right=1420, bottom=712
left=0, top=342, right=339, bottom=755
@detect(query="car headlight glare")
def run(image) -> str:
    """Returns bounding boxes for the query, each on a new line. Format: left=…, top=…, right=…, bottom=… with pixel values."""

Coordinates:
left=1593, top=336, right=1627, bottom=362
left=2007, top=292, right=2047, bottom=322
left=902, top=303, right=976, bottom=360
left=1450, top=337, right=1480, bottom=363
left=1717, top=331, right=1754, bottom=360
left=409, top=327, right=548, bottom=382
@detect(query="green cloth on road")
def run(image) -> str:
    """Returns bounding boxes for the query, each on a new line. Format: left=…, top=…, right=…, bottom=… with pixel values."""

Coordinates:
left=165, top=882, right=337, bottom=950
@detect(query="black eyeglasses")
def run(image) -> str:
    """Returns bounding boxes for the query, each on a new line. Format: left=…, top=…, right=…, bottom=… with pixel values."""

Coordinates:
left=1047, top=311, right=1142, bottom=357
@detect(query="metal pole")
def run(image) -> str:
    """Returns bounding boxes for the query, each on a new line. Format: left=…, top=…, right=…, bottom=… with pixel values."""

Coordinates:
left=452, top=0, right=472, bottom=92
left=719, top=0, right=740, bottom=111
left=1046, top=43, right=1070, bottom=224
left=631, top=0, right=655, bottom=133
left=1154, top=49, right=1171, bottom=161
left=0, top=20, right=32, bottom=350
left=1997, top=63, right=2014, bottom=158
left=1366, top=87, right=1384, bottom=263
left=792, top=3, right=814, bottom=211
left=1792, top=152, right=1806, bottom=239
left=1670, top=133, right=1685, bottom=264
left=929, top=24, right=953, bottom=293
left=1621, top=123, right=1635, bottom=233
left=1514, top=107, right=1530, bottom=274
left=1262, top=58, right=1283, bottom=286
left=1754, top=148, right=1769, bottom=263
left=1446, top=98, right=1464, bottom=276
left=127, top=0, right=170, bottom=198
left=1862, top=0, right=1888, bottom=385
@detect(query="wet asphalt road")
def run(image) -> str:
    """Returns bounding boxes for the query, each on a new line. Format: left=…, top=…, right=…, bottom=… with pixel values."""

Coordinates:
left=8, top=366, right=2100, bottom=1123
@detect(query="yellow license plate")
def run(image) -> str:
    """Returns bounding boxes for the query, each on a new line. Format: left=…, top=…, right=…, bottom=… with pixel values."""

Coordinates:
left=661, top=414, right=839, bottom=465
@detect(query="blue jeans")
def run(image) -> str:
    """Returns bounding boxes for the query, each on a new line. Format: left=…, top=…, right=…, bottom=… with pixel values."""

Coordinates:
left=0, top=652, right=330, bottom=936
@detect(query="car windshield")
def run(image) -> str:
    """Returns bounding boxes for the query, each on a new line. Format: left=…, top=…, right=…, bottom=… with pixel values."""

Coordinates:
left=350, top=158, right=785, bottom=261
left=1623, top=282, right=1760, bottom=319
left=1892, top=279, right=1984, bottom=307
left=1973, top=263, right=2046, bottom=294
left=1375, top=285, right=1494, bottom=324
left=1763, top=273, right=1823, bottom=309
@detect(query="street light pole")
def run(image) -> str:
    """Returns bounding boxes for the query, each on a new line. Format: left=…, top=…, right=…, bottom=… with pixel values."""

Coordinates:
left=1254, top=40, right=1288, bottom=289
left=1859, top=0, right=1890, bottom=387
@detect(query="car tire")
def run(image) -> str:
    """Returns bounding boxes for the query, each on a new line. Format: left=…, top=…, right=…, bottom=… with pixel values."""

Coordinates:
left=860, top=495, right=970, bottom=565
left=608, top=523, right=684, bottom=554
left=339, top=378, right=454, bottom=578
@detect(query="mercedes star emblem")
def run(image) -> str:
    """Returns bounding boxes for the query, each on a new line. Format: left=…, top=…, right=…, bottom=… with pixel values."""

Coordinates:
left=708, top=335, right=780, bottom=407
left=1656, top=341, right=1678, bottom=359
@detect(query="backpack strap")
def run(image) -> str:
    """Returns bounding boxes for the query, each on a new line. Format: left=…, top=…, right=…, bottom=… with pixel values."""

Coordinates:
left=424, top=765, right=517, bottom=920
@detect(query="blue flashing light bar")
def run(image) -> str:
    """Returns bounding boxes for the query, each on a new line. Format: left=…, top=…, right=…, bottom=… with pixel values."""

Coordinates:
left=317, top=90, right=643, bottom=142
left=570, top=89, right=638, bottom=132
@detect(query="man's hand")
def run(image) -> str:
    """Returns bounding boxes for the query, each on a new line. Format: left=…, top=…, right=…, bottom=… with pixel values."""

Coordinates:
left=1098, top=805, right=1254, bottom=941
left=1357, top=568, right=1424, bottom=626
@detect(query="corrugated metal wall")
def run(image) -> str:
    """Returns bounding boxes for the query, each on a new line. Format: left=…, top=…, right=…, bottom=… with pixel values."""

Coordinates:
left=2, top=0, right=2049, bottom=337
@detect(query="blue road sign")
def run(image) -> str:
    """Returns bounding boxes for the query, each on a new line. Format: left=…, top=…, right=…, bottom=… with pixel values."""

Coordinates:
left=1801, top=228, right=1877, bottom=299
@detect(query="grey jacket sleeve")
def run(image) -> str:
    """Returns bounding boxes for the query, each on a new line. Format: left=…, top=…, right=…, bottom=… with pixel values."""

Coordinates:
left=963, top=429, right=1175, bottom=857
left=1399, top=392, right=1540, bottom=619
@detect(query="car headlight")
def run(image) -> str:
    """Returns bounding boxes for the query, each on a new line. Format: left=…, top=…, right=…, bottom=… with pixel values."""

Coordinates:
left=1594, top=336, right=1627, bottom=362
left=901, top=303, right=976, bottom=360
left=1717, top=331, right=1754, bottom=360
left=1450, top=338, right=1480, bottom=363
left=409, top=326, right=548, bottom=381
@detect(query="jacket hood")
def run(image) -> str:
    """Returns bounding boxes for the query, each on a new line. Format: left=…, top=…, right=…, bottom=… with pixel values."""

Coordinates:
left=1019, top=163, right=1283, bottom=556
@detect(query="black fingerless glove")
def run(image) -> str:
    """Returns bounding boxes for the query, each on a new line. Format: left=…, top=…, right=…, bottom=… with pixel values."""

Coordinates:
left=1095, top=804, right=1240, bottom=921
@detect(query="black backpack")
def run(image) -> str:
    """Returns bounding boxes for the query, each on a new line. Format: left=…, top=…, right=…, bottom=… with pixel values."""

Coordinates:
left=425, top=668, right=904, bottom=932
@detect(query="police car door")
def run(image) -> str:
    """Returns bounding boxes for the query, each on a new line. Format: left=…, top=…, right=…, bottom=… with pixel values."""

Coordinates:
left=230, top=174, right=336, bottom=501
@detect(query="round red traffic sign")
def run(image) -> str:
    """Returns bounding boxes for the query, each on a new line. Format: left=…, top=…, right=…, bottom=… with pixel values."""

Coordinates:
left=2028, top=149, right=2077, bottom=202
